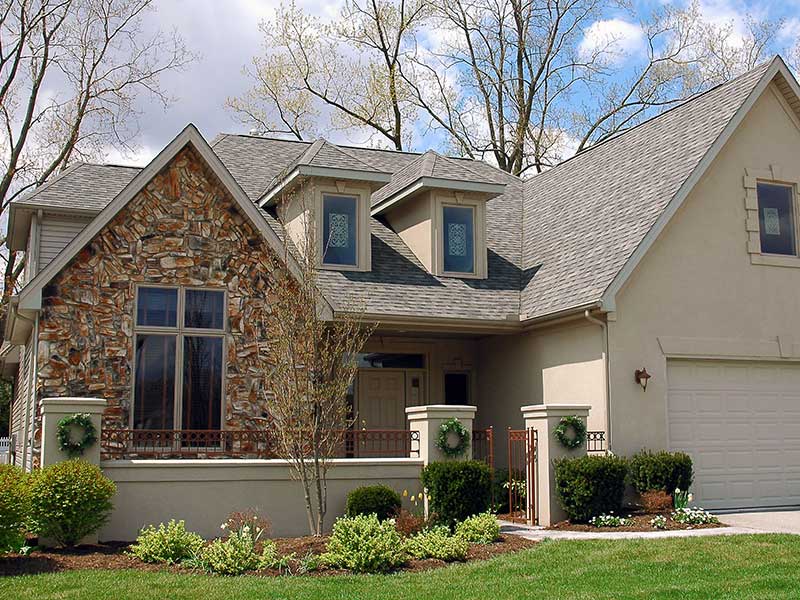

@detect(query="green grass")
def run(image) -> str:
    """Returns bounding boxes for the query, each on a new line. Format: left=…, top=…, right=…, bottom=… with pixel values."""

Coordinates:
left=2, top=535, right=800, bottom=599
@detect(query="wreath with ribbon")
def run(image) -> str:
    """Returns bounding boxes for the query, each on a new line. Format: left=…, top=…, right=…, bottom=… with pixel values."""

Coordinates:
left=554, top=415, right=586, bottom=450
left=435, top=417, right=470, bottom=458
left=57, top=413, right=98, bottom=458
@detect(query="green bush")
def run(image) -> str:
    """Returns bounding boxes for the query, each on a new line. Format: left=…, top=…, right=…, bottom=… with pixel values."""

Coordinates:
left=322, top=514, right=407, bottom=573
left=195, top=531, right=261, bottom=575
left=0, top=465, right=31, bottom=552
left=345, top=485, right=401, bottom=521
left=455, top=511, right=500, bottom=544
left=554, top=455, right=628, bottom=523
left=405, top=525, right=469, bottom=561
left=628, top=450, right=693, bottom=495
left=421, top=461, right=492, bottom=528
left=29, top=460, right=116, bottom=547
left=129, top=520, right=204, bottom=564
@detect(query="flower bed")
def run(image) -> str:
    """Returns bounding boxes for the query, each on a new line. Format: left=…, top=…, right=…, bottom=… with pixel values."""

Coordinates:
left=549, top=511, right=725, bottom=532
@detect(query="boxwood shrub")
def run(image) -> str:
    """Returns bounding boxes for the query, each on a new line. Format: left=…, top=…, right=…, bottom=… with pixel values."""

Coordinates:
left=322, top=514, right=407, bottom=573
left=554, top=455, right=628, bottom=523
left=421, top=460, right=491, bottom=527
left=627, top=450, right=693, bottom=495
left=0, top=465, right=31, bottom=552
left=345, top=485, right=401, bottom=521
left=29, top=460, right=116, bottom=547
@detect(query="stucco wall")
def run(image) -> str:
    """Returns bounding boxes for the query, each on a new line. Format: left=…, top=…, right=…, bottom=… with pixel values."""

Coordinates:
left=475, top=319, right=605, bottom=464
left=33, top=145, right=283, bottom=455
left=608, top=83, right=800, bottom=456
left=101, top=459, right=424, bottom=539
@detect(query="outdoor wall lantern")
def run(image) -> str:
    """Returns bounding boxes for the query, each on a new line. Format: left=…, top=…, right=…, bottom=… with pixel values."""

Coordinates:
left=634, top=368, right=651, bottom=392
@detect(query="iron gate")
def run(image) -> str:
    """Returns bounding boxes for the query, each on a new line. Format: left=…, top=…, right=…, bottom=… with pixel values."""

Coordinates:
left=507, top=428, right=537, bottom=525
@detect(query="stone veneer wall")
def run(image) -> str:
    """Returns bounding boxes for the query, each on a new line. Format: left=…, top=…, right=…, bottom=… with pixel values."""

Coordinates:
left=33, top=145, right=281, bottom=460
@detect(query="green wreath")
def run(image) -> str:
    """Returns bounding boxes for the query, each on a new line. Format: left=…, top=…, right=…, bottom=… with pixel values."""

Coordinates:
left=554, top=415, right=586, bottom=450
left=435, top=417, right=470, bottom=458
left=57, top=413, right=98, bottom=458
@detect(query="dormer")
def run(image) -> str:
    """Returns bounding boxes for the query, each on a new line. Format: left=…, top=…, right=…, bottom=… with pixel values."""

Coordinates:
left=260, top=139, right=391, bottom=272
left=371, top=151, right=506, bottom=279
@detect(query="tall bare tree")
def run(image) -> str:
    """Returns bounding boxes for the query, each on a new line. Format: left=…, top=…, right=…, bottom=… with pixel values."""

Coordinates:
left=0, top=0, right=193, bottom=303
left=264, top=182, right=375, bottom=536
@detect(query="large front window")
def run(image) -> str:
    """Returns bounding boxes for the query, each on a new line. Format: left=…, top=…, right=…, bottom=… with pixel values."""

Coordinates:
left=758, top=182, right=797, bottom=256
left=133, top=286, right=225, bottom=431
left=442, top=205, right=475, bottom=274
left=322, top=194, right=358, bottom=266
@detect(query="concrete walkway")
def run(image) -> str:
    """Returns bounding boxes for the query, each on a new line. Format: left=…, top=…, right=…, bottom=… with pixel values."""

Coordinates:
left=500, top=510, right=800, bottom=541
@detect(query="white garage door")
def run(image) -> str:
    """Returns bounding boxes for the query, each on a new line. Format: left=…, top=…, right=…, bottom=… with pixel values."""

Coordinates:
left=667, top=359, right=800, bottom=510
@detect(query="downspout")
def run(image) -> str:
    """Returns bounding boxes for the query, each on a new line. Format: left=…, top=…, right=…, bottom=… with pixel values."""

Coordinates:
left=584, top=310, right=611, bottom=450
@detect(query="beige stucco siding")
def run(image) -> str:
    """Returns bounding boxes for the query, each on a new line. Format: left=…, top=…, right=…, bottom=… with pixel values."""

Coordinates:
left=608, top=84, right=800, bottom=456
left=476, top=319, right=605, bottom=463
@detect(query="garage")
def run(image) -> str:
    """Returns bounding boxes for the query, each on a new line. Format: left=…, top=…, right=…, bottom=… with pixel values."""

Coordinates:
left=667, top=359, right=800, bottom=510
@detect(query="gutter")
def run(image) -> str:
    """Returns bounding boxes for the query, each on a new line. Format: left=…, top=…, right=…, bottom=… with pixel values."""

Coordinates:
left=584, top=309, right=612, bottom=451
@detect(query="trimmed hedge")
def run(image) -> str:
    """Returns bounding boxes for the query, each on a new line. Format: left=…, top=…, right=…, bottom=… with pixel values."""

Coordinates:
left=421, top=460, right=491, bottom=528
left=346, top=485, right=402, bottom=521
left=0, top=465, right=31, bottom=552
left=554, top=455, right=628, bottom=523
left=627, top=450, right=693, bottom=494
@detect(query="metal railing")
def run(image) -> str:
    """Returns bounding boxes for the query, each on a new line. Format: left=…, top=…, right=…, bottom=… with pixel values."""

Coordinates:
left=100, top=428, right=420, bottom=460
left=587, top=431, right=607, bottom=454
left=472, top=426, right=494, bottom=470
left=0, top=436, right=10, bottom=465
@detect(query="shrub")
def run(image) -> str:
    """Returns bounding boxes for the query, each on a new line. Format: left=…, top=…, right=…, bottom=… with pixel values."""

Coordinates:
left=128, top=520, right=204, bottom=564
left=628, top=450, right=693, bottom=495
left=491, top=468, right=510, bottom=513
left=195, top=531, right=261, bottom=575
left=345, top=485, right=401, bottom=521
left=394, top=509, right=427, bottom=537
left=405, top=525, right=469, bottom=562
left=554, top=455, right=627, bottom=523
left=29, top=460, right=116, bottom=546
left=455, top=512, right=500, bottom=544
left=322, top=514, right=407, bottom=573
left=639, top=490, right=673, bottom=513
left=0, top=465, right=31, bottom=552
left=421, top=461, right=492, bottom=528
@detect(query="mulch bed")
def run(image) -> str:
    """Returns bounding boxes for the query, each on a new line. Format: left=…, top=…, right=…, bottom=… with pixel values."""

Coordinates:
left=0, top=534, right=537, bottom=577
left=548, top=512, right=725, bottom=532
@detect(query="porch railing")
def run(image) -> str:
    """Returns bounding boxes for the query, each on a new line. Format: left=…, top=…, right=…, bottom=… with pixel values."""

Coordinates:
left=587, top=431, right=607, bottom=454
left=472, top=426, right=494, bottom=470
left=101, top=428, right=420, bottom=461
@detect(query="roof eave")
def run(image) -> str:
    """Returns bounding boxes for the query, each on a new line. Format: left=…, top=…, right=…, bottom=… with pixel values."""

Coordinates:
left=260, top=166, right=392, bottom=207
left=371, top=177, right=506, bottom=216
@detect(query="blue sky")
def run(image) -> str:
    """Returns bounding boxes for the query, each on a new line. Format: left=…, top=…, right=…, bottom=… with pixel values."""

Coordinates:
left=115, top=0, right=800, bottom=165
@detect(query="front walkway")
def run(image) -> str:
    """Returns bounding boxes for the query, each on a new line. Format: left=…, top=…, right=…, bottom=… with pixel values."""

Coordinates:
left=500, top=510, right=800, bottom=541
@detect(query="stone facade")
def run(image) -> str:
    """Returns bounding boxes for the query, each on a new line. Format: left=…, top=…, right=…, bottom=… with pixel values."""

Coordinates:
left=34, top=145, right=282, bottom=459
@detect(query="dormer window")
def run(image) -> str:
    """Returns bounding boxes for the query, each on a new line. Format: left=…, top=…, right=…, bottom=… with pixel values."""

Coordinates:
left=322, top=194, right=358, bottom=266
left=757, top=182, right=796, bottom=256
left=442, top=205, right=475, bottom=274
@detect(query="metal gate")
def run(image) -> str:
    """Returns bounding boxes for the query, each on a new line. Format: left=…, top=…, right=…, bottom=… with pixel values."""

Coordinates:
left=507, top=428, right=537, bottom=525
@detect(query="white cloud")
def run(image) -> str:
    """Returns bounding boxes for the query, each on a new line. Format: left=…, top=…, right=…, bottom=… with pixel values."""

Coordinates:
left=579, top=19, right=645, bottom=62
left=102, top=144, right=158, bottom=168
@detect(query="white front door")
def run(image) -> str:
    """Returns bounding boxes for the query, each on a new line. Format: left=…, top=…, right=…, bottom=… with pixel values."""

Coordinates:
left=667, top=359, right=800, bottom=509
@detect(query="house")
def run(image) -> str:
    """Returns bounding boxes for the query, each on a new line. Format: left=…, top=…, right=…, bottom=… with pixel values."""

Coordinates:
left=4, top=56, right=800, bottom=533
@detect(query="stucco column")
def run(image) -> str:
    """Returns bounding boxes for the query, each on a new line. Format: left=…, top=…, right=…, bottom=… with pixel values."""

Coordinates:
left=521, top=404, right=590, bottom=527
left=405, top=405, right=477, bottom=465
left=40, top=397, right=107, bottom=468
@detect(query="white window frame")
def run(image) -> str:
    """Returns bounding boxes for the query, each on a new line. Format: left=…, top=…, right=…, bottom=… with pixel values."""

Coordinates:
left=432, top=193, right=487, bottom=278
left=131, top=284, right=227, bottom=431
left=316, top=182, right=371, bottom=272
left=744, top=165, right=800, bottom=268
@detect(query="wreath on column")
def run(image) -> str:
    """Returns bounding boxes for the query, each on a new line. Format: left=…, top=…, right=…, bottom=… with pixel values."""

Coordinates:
left=57, top=413, right=98, bottom=458
left=554, top=415, right=586, bottom=450
left=435, top=417, right=470, bottom=458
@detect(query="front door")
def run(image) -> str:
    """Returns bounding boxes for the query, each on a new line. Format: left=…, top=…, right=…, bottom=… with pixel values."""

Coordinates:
left=356, top=370, right=407, bottom=430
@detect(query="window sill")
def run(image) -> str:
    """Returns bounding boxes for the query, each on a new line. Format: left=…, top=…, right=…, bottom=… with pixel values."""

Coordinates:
left=438, top=270, right=485, bottom=280
left=750, top=253, right=800, bottom=268
left=320, top=262, right=369, bottom=273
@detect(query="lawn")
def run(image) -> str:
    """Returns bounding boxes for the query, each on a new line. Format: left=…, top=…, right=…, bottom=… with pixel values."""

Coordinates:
left=2, top=534, right=799, bottom=600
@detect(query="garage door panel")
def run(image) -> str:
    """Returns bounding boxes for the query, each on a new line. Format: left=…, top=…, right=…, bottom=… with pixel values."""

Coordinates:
left=668, top=359, right=800, bottom=510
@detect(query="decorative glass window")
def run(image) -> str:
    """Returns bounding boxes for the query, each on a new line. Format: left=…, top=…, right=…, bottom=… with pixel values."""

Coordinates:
left=322, top=194, right=358, bottom=266
left=134, top=287, right=225, bottom=431
left=758, top=183, right=796, bottom=256
left=442, top=205, right=475, bottom=273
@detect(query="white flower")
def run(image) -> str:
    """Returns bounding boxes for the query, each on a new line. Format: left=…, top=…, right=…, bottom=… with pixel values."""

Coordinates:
left=688, top=493, right=694, bottom=502
left=220, top=523, right=227, bottom=530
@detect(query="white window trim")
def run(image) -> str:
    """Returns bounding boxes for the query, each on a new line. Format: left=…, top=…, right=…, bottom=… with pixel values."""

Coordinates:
left=432, top=193, right=487, bottom=279
left=744, top=165, right=800, bottom=268
left=315, top=182, right=371, bottom=272
left=131, top=284, right=228, bottom=431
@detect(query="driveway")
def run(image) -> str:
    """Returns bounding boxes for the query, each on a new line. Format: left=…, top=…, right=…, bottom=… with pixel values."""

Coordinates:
left=720, top=510, right=800, bottom=534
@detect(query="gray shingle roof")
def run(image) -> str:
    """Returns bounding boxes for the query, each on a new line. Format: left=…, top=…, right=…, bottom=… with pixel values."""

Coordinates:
left=519, top=60, right=772, bottom=320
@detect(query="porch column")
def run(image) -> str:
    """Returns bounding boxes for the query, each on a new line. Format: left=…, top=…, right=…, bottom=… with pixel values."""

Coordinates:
left=40, top=397, right=107, bottom=468
left=405, top=404, right=477, bottom=465
left=521, top=404, right=590, bottom=527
